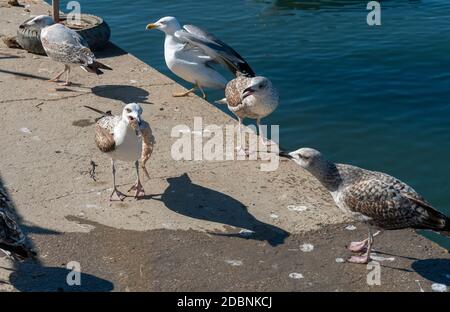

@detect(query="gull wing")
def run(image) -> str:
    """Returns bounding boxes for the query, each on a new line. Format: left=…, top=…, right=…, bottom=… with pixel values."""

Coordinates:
left=342, top=178, right=447, bottom=230
left=42, top=24, right=95, bottom=66
left=175, top=25, right=255, bottom=77
left=95, top=115, right=120, bottom=153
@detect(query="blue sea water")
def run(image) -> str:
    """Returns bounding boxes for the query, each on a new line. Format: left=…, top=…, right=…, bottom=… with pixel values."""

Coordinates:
left=50, top=1, right=450, bottom=223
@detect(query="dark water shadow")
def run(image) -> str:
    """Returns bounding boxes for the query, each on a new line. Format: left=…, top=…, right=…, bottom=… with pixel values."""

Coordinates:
left=412, top=259, right=450, bottom=286
left=0, top=174, right=114, bottom=291
left=154, top=173, right=289, bottom=246
left=10, top=263, right=114, bottom=292
left=92, top=85, right=151, bottom=104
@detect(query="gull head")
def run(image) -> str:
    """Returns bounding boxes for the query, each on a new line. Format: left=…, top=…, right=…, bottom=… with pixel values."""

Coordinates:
left=146, top=16, right=181, bottom=35
left=242, top=77, right=273, bottom=100
left=20, top=15, right=54, bottom=30
left=281, top=148, right=328, bottom=172
left=122, top=103, right=143, bottom=128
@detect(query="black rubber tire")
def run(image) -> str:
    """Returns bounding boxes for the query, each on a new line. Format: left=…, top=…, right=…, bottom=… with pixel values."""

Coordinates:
left=16, top=17, right=46, bottom=55
left=16, top=14, right=111, bottom=55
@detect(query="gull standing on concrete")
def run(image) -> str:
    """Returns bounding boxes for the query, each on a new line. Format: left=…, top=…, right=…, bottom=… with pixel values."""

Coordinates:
left=217, top=75, right=279, bottom=152
left=280, top=148, right=450, bottom=264
left=1, top=186, right=32, bottom=260
left=146, top=16, right=255, bottom=99
left=86, top=103, right=154, bottom=201
left=21, top=15, right=112, bottom=86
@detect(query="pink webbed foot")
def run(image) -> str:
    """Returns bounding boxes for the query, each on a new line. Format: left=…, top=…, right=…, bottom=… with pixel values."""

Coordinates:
left=110, top=188, right=126, bottom=201
left=346, top=239, right=368, bottom=253
left=128, top=181, right=145, bottom=199
left=347, top=254, right=370, bottom=264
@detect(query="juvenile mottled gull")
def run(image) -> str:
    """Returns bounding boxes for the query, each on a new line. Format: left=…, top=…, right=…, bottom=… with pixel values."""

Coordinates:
left=217, top=75, right=279, bottom=152
left=21, top=15, right=112, bottom=86
left=85, top=103, right=154, bottom=201
left=1, top=186, right=32, bottom=260
left=281, top=148, right=450, bottom=264
left=146, top=16, right=255, bottom=99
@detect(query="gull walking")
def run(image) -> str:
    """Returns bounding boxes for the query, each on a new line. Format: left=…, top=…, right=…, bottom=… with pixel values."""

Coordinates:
left=146, top=16, right=255, bottom=99
left=21, top=15, right=112, bottom=86
left=281, top=148, right=450, bottom=264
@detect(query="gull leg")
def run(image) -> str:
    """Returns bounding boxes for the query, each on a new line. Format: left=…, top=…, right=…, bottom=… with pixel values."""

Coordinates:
left=197, top=84, right=207, bottom=100
left=257, top=118, right=270, bottom=146
left=109, top=159, right=126, bottom=201
left=347, top=228, right=375, bottom=264
left=236, top=117, right=247, bottom=155
left=128, top=160, right=145, bottom=199
left=58, top=65, right=71, bottom=86
left=48, top=65, right=67, bottom=82
left=59, top=65, right=71, bottom=86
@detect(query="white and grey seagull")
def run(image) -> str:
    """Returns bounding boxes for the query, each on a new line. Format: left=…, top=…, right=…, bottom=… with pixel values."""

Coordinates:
left=21, top=15, right=112, bottom=86
left=86, top=103, right=154, bottom=201
left=146, top=16, right=255, bottom=99
left=280, top=148, right=450, bottom=264
left=218, top=75, right=279, bottom=152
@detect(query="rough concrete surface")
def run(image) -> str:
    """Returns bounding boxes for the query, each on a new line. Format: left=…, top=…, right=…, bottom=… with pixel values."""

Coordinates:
left=0, top=0, right=449, bottom=292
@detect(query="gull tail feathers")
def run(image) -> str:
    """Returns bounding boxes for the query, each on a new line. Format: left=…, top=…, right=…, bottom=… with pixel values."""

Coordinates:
left=82, top=61, right=113, bottom=75
left=83, top=106, right=112, bottom=122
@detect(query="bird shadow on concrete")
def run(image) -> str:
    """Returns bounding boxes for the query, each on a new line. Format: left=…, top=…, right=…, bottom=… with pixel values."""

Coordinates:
left=0, top=68, right=49, bottom=81
left=411, top=259, right=450, bottom=286
left=9, top=262, right=114, bottom=292
left=152, top=173, right=289, bottom=247
left=92, top=85, right=152, bottom=104
left=0, top=174, right=114, bottom=291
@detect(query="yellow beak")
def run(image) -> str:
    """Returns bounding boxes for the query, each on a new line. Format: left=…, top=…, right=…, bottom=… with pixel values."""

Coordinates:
left=146, top=23, right=157, bottom=30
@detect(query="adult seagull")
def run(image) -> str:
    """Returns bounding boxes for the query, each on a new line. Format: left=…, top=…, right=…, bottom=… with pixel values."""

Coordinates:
left=280, top=148, right=450, bottom=264
left=146, top=16, right=255, bottom=99
left=21, top=15, right=112, bottom=86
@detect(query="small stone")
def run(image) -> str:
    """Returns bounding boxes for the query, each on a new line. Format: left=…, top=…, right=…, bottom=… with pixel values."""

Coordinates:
left=239, top=229, right=254, bottom=237
left=431, top=283, right=447, bottom=292
left=287, top=205, right=308, bottom=212
left=270, top=213, right=279, bottom=219
left=289, top=273, right=304, bottom=279
left=19, top=127, right=31, bottom=134
left=335, top=258, right=345, bottom=263
left=225, top=260, right=243, bottom=266
left=300, top=243, right=314, bottom=252
left=345, top=225, right=357, bottom=231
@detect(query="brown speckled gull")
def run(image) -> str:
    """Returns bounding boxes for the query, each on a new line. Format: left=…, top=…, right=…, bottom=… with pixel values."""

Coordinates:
left=0, top=185, right=32, bottom=260
left=220, top=75, right=279, bottom=153
left=281, top=148, right=450, bottom=264
left=85, top=104, right=153, bottom=201
left=21, top=15, right=112, bottom=86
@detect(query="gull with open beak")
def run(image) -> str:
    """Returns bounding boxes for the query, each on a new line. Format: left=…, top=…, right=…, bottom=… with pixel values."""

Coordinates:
left=87, top=103, right=153, bottom=201
left=145, top=16, right=255, bottom=99
left=217, top=75, right=279, bottom=153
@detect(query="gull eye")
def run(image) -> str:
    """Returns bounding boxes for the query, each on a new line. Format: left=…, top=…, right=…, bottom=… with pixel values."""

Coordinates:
left=125, top=108, right=132, bottom=113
